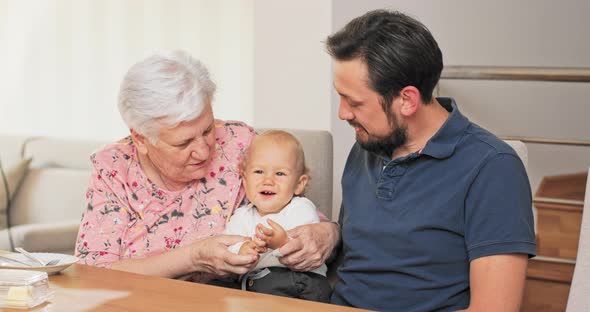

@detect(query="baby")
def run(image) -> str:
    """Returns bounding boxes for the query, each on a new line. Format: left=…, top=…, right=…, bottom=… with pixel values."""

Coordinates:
left=224, top=130, right=331, bottom=302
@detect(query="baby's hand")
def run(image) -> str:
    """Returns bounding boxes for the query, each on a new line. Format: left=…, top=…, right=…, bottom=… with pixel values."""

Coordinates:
left=239, top=240, right=267, bottom=255
left=255, top=219, right=288, bottom=250
left=238, top=240, right=258, bottom=256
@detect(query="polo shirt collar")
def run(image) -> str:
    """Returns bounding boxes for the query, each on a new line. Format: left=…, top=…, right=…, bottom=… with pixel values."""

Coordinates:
left=419, top=97, right=469, bottom=159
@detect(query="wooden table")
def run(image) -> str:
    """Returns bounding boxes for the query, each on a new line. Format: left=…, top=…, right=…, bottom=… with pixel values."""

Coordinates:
left=2, top=264, right=368, bottom=312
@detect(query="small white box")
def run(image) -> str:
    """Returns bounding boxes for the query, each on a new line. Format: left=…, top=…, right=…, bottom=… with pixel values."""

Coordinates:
left=0, top=269, right=53, bottom=309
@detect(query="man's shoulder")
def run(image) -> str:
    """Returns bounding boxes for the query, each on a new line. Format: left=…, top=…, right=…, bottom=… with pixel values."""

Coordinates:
left=461, top=124, right=520, bottom=159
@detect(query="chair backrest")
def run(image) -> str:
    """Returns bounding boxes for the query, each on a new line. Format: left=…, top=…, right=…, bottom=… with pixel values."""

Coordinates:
left=566, top=166, right=590, bottom=311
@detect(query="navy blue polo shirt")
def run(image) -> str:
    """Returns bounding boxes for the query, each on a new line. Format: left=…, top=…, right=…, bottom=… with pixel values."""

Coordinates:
left=331, top=98, right=536, bottom=312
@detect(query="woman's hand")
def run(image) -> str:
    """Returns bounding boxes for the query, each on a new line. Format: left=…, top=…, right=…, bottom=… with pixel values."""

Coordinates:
left=190, top=234, right=259, bottom=277
left=255, top=219, right=289, bottom=250
left=277, top=222, right=340, bottom=271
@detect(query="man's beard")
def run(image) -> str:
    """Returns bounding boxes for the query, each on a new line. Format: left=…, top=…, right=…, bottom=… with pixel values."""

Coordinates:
left=351, top=112, right=407, bottom=158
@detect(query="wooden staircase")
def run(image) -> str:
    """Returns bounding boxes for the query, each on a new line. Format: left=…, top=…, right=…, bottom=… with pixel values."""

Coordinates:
left=439, top=65, right=590, bottom=311
left=522, top=172, right=587, bottom=311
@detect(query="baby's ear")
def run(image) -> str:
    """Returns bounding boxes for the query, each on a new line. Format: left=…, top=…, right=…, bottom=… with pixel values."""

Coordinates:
left=238, top=156, right=247, bottom=177
left=294, top=174, right=309, bottom=196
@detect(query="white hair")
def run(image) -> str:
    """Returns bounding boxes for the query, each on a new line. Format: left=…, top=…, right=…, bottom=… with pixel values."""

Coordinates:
left=118, top=50, right=216, bottom=143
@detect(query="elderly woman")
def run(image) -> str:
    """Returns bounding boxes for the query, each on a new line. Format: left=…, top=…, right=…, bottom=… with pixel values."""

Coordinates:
left=74, top=51, right=339, bottom=279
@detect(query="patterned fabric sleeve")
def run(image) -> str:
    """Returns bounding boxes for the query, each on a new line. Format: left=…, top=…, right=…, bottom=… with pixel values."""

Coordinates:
left=75, top=153, right=132, bottom=267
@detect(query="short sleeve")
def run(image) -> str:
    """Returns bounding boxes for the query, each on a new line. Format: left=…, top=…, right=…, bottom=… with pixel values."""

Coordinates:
left=465, top=153, right=536, bottom=261
left=75, top=153, right=131, bottom=267
left=216, top=120, right=256, bottom=216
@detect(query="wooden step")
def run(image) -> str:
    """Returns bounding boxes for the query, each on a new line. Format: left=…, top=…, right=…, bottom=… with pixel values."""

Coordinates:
left=522, top=256, right=575, bottom=312
left=535, top=202, right=582, bottom=259
left=534, top=171, right=587, bottom=259
left=524, top=172, right=586, bottom=312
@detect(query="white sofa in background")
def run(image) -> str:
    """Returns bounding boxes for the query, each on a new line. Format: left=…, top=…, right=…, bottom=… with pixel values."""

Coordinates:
left=0, top=129, right=334, bottom=255
left=0, top=136, right=106, bottom=254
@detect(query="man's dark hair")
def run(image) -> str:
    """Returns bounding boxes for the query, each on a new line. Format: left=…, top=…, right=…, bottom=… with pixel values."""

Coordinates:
left=326, top=10, right=443, bottom=111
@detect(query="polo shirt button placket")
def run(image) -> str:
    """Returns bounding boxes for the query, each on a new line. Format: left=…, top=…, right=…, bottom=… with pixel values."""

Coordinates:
left=378, top=158, right=414, bottom=200
left=376, top=164, right=399, bottom=200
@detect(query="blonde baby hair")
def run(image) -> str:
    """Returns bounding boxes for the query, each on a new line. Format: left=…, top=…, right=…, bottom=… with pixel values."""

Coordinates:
left=241, top=129, right=310, bottom=188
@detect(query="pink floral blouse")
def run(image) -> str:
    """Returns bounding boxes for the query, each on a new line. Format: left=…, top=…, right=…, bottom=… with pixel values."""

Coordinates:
left=75, top=120, right=255, bottom=267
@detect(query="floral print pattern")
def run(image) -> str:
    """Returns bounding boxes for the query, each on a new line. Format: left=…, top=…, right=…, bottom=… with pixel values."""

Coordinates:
left=75, top=120, right=255, bottom=267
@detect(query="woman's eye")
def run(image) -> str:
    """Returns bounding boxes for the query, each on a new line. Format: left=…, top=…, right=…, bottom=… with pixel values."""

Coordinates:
left=174, top=141, right=190, bottom=148
left=253, top=170, right=263, bottom=174
left=203, top=123, right=215, bottom=136
left=276, top=172, right=286, bottom=176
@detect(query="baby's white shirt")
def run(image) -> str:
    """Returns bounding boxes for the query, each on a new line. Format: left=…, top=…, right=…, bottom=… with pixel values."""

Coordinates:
left=224, top=196, right=327, bottom=276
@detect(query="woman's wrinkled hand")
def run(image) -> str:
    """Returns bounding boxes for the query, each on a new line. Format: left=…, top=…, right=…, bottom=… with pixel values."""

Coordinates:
left=278, top=222, right=340, bottom=271
left=191, top=234, right=259, bottom=277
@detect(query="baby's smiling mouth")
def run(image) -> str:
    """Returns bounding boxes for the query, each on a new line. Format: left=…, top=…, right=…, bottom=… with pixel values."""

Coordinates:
left=260, top=191, right=276, bottom=196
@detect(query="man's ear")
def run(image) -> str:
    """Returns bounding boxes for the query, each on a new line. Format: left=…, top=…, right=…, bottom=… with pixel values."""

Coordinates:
left=294, top=174, right=310, bottom=196
left=130, top=129, right=148, bottom=155
left=399, top=86, right=421, bottom=117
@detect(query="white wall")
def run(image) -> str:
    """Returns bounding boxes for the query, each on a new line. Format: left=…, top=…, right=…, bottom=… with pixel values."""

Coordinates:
left=331, top=0, right=590, bottom=219
left=0, top=0, right=254, bottom=141
left=0, top=0, right=333, bottom=138
left=2, top=1, right=587, bottom=220
left=252, top=0, right=332, bottom=130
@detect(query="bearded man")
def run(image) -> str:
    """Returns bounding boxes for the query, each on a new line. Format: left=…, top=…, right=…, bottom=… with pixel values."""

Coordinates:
left=327, top=10, right=536, bottom=312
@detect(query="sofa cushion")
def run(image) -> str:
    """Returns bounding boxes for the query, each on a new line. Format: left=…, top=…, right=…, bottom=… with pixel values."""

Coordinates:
left=10, top=167, right=89, bottom=226
left=0, top=136, right=29, bottom=166
left=0, top=158, right=32, bottom=217
left=23, top=137, right=105, bottom=170
left=0, top=220, right=80, bottom=254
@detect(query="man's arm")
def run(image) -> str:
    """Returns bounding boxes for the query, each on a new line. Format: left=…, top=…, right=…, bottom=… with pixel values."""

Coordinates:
left=458, top=254, right=528, bottom=312
left=461, top=152, right=534, bottom=311
left=275, top=221, right=339, bottom=271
